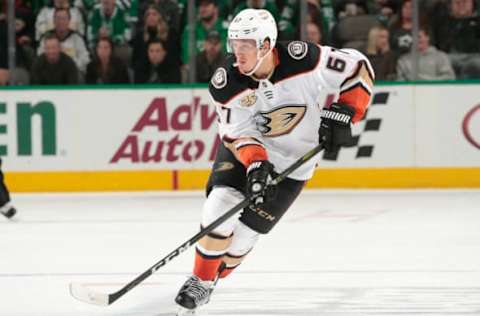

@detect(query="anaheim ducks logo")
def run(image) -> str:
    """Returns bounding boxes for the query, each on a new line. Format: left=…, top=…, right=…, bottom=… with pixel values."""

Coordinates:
left=254, top=105, right=307, bottom=137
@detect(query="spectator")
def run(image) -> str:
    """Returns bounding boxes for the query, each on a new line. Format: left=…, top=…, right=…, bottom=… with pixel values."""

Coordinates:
left=278, top=0, right=336, bottom=42
left=450, top=0, right=477, bottom=18
left=38, top=8, right=90, bottom=74
left=131, top=4, right=180, bottom=70
left=88, top=0, right=131, bottom=59
left=0, top=15, right=32, bottom=85
left=396, top=28, right=455, bottom=81
left=134, top=39, right=181, bottom=83
left=388, top=0, right=426, bottom=56
left=180, top=0, right=227, bottom=67
left=306, top=21, right=323, bottom=44
left=331, top=0, right=379, bottom=52
left=366, top=25, right=396, bottom=80
left=434, top=0, right=479, bottom=52
left=368, top=0, right=399, bottom=25
left=177, top=0, right=233, bottom=23
left=15, top=12, right=34, bottom=53
left=86, top=37, right=130, bottom=83
left=35, top=0, right=85, bottom=41
left=433, top=0, right=480, bottom=79
left=1, top=0, right=35, bottom=46
left=195, top=30, right=225, bottom=83
left=31, top=34, right=79, bottom=84
left=137, top=0, right=181, bottom=33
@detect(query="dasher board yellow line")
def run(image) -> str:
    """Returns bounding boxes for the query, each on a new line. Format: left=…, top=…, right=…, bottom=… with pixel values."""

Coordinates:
left=6, top=171, right=172, bottom=192
left=177, top=168, right=480, bottom=189
left=5, top=168, right=480, bottom=192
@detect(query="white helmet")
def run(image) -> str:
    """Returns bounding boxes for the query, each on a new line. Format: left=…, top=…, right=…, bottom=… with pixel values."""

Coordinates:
left=227, top=8, right=277, bottom=53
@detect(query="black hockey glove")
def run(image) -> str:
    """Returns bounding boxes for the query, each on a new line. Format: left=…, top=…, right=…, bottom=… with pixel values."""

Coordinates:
left=246, top=160, right=276, bottom=209
left=318, top=103, right=356, bottom=154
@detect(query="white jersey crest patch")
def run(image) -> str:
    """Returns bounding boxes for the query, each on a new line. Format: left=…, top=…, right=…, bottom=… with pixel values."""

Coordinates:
left=287, top=41, right=308, bottom=60
left=211, top=67, right=227, bottom=89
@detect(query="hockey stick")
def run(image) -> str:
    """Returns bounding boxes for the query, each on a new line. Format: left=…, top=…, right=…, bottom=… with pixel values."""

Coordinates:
left=70, top=143, right=325, bottom=306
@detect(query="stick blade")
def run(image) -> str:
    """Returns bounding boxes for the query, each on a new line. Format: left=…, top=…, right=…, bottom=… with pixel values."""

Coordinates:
left=69, top=282, right=110, bottom=306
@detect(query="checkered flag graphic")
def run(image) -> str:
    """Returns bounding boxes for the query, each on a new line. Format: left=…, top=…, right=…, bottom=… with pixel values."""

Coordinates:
left=322, top=92, right=389, bottom=161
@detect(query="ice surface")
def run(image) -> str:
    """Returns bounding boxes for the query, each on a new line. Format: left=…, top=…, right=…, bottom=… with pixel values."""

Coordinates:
left=1, top=190, right=480, bottom=315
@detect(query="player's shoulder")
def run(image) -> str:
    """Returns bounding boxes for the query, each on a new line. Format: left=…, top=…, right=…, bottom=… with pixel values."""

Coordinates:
left=209, top=55, right=253, bottom=105
left=319, top=45, right=372, bottom=67
left=319, top=46, right=374, bottom=78
left=275, top=41, right=322, bottom=75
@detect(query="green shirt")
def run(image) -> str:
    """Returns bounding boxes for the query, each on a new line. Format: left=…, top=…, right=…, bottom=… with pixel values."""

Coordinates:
left=88, top=6, right=131, bottom=46
left=181, top=19, right=228, bottom=65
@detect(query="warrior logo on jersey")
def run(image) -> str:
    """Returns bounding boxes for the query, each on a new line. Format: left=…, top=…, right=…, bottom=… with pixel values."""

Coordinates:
left=254, top=105, right=307, bottom=137
left=240, top=93, right=257, bottom=107
left=214, top=161, right=235, bottom=172
left=211, top=67, right=227, bottom=89
left=287, top=41, right=308, bottom=60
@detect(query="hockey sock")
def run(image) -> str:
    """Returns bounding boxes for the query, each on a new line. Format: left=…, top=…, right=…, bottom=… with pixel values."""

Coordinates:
left=193, top=233, right=232, bottom=281
left=193, top=248, right=223, bottom=281
left=218, top=263, right=238, bottom=278
left=218, top=251, right=250, bottom=279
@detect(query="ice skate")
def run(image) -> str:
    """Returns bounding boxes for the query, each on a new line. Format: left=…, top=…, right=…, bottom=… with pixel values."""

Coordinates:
left=175, top=275, right=215, bottom=314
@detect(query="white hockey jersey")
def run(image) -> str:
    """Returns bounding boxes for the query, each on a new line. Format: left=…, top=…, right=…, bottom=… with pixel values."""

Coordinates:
left=209, top=41, right=375, bottom=181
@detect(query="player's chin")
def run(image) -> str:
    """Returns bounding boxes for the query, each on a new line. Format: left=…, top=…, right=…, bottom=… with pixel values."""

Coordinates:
left=238, top=65, right=254, bottom=75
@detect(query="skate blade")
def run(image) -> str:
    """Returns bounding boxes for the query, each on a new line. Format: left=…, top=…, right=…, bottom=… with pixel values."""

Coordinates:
left=176, top=306, right=197, bottom=315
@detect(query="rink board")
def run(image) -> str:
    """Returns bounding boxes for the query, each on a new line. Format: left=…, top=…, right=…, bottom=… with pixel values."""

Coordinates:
left=1, top=83, right=479, bottom=191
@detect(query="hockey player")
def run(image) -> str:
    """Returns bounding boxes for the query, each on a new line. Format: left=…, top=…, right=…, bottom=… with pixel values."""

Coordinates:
left=175, top=8, right=374, bottom=314
left=0, top=159, right=16, bottom=219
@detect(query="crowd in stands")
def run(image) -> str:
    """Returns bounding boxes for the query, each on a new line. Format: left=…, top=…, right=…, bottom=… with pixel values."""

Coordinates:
left=0, top=0, right=479, bottom=85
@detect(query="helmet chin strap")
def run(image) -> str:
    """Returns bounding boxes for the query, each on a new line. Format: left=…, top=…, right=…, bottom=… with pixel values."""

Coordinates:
left=234, top=47, right=272, bottom=77
left=241, top=50, right=267, bottom=76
